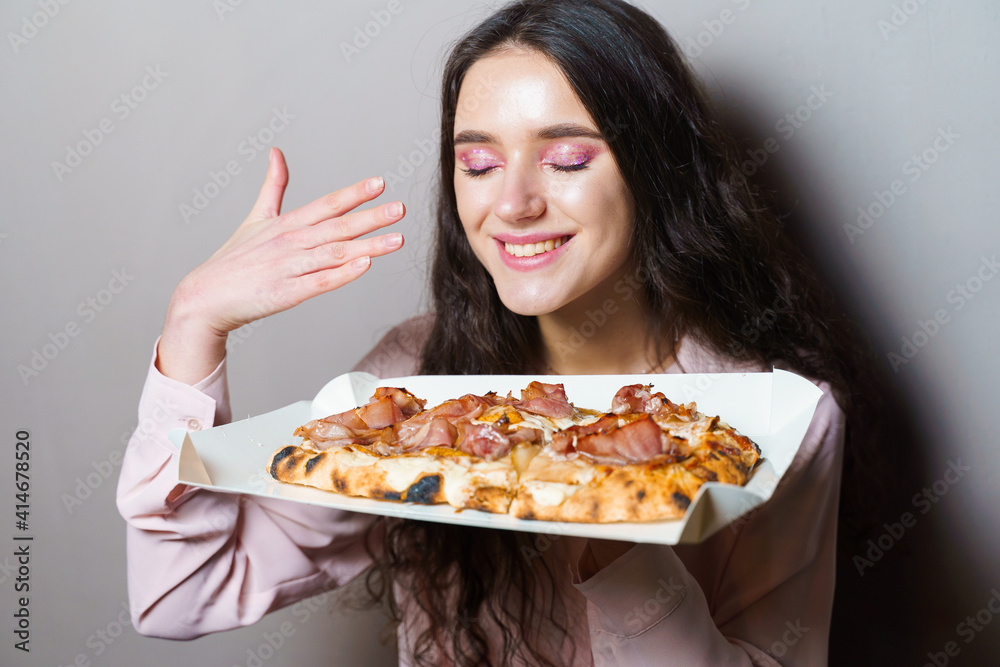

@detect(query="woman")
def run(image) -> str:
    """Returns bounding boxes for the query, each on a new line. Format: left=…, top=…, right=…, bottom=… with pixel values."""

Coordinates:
left=119, top=0, right=873, bottom=664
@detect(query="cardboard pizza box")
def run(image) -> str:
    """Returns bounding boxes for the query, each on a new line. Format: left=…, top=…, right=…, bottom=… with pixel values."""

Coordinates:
left=176, top=370, right=822, bottom=545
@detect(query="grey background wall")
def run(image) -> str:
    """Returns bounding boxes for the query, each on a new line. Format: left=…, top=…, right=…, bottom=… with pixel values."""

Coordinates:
left=0, top=0, right=996, bottom=665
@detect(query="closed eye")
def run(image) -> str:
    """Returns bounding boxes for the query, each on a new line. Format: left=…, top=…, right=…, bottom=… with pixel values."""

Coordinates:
left=460, top=166, right=497, bottom=178
left=551, top=163, right=590, bottom=173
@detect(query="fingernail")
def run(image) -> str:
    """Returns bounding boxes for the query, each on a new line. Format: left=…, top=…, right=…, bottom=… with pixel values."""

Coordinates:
left=366, top=177, right=383, bottom=194
left=352, top=256, right=371, bottom=269
left=385, top=233, right=403, bottom=248
left=389, top=202, right=403, bottom=217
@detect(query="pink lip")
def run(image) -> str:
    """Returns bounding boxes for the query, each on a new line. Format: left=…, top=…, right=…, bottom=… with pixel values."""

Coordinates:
left=494, top=235, right=572, bottom=272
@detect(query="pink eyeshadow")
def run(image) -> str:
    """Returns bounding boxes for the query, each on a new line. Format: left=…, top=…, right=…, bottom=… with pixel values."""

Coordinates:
left=543, top=144, right=599, bottom=167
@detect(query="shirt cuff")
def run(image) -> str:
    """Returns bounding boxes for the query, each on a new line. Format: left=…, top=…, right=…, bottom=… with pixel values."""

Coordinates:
left=143, top=336, right=232, bottom=434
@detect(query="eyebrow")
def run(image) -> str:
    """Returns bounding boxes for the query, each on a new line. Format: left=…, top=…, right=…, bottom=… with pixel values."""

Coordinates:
left=453, top=123, right=604, bottom=146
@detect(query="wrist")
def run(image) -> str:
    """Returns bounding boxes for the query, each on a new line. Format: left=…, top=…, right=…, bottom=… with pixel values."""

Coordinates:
left=157, top=290, right=229, bottom=385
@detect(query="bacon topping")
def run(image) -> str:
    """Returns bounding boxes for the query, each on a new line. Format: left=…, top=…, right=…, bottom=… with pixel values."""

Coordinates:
left=507, top=381, right=574, bottom=419
left=456, top=423, right=543, bottom=460
left=393, top=416, right=457, bottom=452
left=355, top=396, right=404, bottom=429
left=295, top=387, right=425, bottom=449
left=611, top=384, right=698, bottom=420
left=296, top=382, right=703, bottom=464
left=551, top=413, right=686, bottom=465
left=373, top=386, right=426, bottom=417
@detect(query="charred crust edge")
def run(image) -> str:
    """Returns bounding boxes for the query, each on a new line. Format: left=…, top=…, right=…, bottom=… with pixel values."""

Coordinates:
left=304, top=453, right=325, bottom=474
left=404, top=474, right=442, bottom=504
left=373, top=488, right=402, bottom=501
left=672, top=491, right=691, bottom=510
left=269, top=446, right=298, bottom=478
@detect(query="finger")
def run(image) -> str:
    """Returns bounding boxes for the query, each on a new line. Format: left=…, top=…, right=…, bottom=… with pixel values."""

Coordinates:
left=249, top=148, right=289, bottom=221
left=292, top=175, right=385, bottom=227
left=292, top=233, right=404, bottom=277
left=305, top=200, right=405, bottom=248
left=290, top=256, right=373, bottom=303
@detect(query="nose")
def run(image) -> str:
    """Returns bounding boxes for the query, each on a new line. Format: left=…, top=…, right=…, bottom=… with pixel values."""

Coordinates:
left=492, top=159, right=545, bottom=224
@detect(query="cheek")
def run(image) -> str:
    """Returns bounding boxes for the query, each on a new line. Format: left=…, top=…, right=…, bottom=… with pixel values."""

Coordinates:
left=454, top=180, right=489, bottom=262
left=455, top=178, right=494, bottom=234
left=553, top=175, right=633, bottom=239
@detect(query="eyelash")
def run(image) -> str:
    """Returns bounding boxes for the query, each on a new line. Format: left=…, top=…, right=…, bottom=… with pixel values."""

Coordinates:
left=459, top=166, right=496, bottom=178
left=459, top=162, right=591, bottom=178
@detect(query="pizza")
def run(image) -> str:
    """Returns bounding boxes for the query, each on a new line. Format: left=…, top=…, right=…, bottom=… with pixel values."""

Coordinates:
left=267, top=381, right=761, bottom=523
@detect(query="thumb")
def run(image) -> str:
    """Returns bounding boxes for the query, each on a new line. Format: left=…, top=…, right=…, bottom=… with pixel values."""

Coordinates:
left=249, top=147, right=289, bottom=220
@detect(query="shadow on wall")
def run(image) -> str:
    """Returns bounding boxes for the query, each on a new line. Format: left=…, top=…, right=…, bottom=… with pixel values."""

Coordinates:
left=714, top=100, right=961, bottom=665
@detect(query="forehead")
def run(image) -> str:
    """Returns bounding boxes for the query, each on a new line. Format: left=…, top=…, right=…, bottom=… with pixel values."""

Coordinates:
left=454, top=48, right=598, bottom=137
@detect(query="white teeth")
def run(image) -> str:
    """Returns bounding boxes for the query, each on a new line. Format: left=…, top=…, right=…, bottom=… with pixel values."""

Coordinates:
left=503, top=236, right=568, bottom=257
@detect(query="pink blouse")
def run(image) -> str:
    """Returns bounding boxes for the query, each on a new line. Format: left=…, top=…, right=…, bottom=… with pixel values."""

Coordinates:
left=117, top=315, right=844, bottom=665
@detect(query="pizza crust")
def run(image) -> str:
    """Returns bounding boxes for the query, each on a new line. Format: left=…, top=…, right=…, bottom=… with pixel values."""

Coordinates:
left=509, top=450, right=702, bottom=522
left=269, top=441, right=517, bottom=514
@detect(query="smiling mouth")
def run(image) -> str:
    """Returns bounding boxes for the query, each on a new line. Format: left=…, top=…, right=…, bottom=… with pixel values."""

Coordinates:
left=502, top=235, right=571, bottom=258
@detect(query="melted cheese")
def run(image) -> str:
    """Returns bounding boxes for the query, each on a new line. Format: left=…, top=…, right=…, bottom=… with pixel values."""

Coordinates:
left=381, top=456, right=447, bottom=490
left=370, top=452, right=515, bottom=508
left=524, top=481, right=580, bottom=507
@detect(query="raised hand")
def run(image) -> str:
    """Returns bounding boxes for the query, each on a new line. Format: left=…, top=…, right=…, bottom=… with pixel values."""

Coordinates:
left=158, top=148, right=406, bottom=384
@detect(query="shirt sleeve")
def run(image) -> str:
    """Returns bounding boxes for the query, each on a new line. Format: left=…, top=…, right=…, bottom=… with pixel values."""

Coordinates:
left=115, top=340, right=377, bottom=640
left=575, top=387, right=845, bottom=666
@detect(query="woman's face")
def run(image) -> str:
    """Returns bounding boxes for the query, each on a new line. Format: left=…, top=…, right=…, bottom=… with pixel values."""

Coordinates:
left=452, top=48, right=635, bottom=318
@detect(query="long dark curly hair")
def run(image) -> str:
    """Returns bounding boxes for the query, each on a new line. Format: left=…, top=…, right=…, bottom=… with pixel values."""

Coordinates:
left=361, top=1, right=886, bottom=664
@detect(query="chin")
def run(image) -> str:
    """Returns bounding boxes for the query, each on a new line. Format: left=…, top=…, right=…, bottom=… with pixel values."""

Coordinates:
left=493, top=283, right=570, bottom=317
